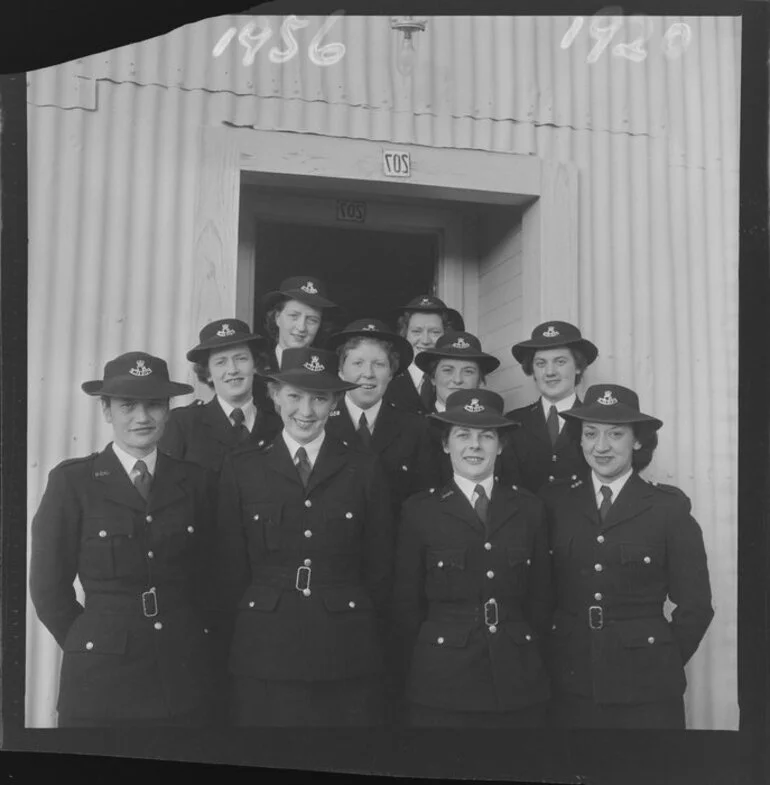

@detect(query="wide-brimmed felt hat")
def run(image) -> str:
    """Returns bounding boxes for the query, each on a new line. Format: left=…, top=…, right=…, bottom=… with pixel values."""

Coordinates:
left=258, top=347, right=358, bottom=392
left=186, top=318, right=268, bottom=364
left=415, top=331, right=501, bottom=376
left=82, top=352, right=193, bottom=399
left=326, top=319, right=413, bottom=376
left=262, top=276, right=337, bottom=311
left=560, top=384, right=663, bottom=430
left=397, top=294, right=465, bottom=332
left=511, top=321, right=598, bottom=366
left=429, top=389, right=518, bottom=430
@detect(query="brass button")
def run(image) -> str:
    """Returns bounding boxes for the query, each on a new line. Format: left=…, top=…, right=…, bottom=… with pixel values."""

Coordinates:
left=548, top=475, right=555, bottom=482
left=302, top=589, right=311, bottom=597
left=437, top=561, right=444, bottom=568
left=437, top=637, right=445, bottom=645
left=204, top=628, right=209, bottom=634
left=345, top=512, right=353, bottom=519
left=526, top=559, right=531, bottom=566
left=145, top=515, right=153, bottom=523
left=486, top=570, right=495, bottom=579
left=552, top=454, right=558, bottom=462
left=648, top=636, right=655, bottom=644
left=348, top=601, right=356, bottom=609
left=187, top=525, right=194, bottom=533
left=85, top=641, right=94, bottom=650
left=644, top=556, right=652, bottom=564
left=253, top=514, right=259, bottom=520
left=525, top=634, right=532, bottom=641
left=304, top=558, right=312, bottom=567
left=154, top=622, right=163, bottom=630
left=305, top=500, right=312, bottom=508
left=552, top=624, right=557, bottom=631
left=304, top=530, right=312, bottom=538
left=594, top=592, right=603, bottom=601
left=147, top=551, right=154, bottom=559
left=489, top=625, right=497, bottom=634
left=594, top=563, right=603, bottom=572
left=597, top=535, right=605, bottom=544
left=249, top=601, right=255, bottom=608
left=401, top=465, right=408, bottom=471
left=98, top=530, right=107, bottom=538
left=484, top=542, right=492, bottom=551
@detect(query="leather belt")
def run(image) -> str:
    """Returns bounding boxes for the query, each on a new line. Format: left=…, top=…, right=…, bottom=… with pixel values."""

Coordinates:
left=427, top=601, right=526, bottom=626
left=253, top=564, right=360, bottom=593
left=558, top=604, right=663, bottom=630
left=85, top=588, right=191, bottom=617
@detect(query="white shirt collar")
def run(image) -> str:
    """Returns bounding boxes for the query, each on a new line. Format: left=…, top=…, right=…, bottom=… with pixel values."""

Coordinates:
left=112, top=442, right=157, bottom=478
left=282, top=429, right=325, bottom=468
left=434, top=399, right=446, bottom=412
left=217, top=395, right=257, bottom=432
left=541, top=392, right=577, bottom=432
left=453, top=473, right=494, bottom=506
left=275, top=344, right=284, bottom=367
left=591, top=468, right=634, bottom=506
left=345, top=394, right=383, bottom=430
left=407, top=361, right=425, bottom=390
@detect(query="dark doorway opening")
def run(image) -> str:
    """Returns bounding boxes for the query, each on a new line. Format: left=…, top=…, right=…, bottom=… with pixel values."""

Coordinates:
left=251, top=220, right=439, bottom=343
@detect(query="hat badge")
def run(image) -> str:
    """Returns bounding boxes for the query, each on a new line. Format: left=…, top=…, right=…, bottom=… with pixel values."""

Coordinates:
left=542, top=325, right=560, bottom=338
left=300, top=281, right=318, bottom=295
left=597, top=390, right=618, bottom=406
left=420, top=297, right=432, bottom=305
left=216, top=323, right=236, bottom=338
left=129, top=359, right=152, bottom=377
left=464, top=398, right=485, bottom=413
left=362, top=324, right=377, bottom=331
left=452, top=337, right=471, bottom=350
left=303, top=355, right=325, bottom=372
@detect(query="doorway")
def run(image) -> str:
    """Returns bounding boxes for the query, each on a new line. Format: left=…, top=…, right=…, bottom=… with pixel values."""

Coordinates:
left=250, top=220, right=439, bottom=341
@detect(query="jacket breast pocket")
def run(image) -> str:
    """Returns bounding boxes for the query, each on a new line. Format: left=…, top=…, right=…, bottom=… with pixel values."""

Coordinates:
left=425, top=548, right=466, bottom=600
left=619, top=543, right=665, bottom=593
left=507, top=546, right=532, bottom=591
left=238, top=585, right=282, bottom=613
left=321, top=504, right=362, bottom=550
left=245, top=503, right=282, bottom=552
left=79, top=517, right=138, bottom=579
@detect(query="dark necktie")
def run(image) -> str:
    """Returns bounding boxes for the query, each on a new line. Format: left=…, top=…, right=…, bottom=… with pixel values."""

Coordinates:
left=419, top=373, right=436, bottom=411
left=599, top=485, right=613, bottom=522
left=474, top=484, right=489, bottom=525
left=132, top=460, right=152, bottom=502
left=295, top=447, right=312, bottom=488
left=358, top=412, right=372, bottom=449
left=230, top=407, right=250, bottom=442
left=546, top=404, right=559, bottom=446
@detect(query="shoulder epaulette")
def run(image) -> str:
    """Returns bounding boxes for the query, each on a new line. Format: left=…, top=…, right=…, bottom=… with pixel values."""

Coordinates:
left=645, top=478, right=688, bottom=498
left=58, top=452, right=98, bottom=469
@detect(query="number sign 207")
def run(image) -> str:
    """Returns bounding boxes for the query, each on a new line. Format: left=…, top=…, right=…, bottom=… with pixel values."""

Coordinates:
left=383, top=151, right=411, bottom=178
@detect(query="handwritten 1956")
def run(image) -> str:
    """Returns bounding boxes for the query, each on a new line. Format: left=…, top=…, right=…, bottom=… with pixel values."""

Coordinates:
left=561, top=9, right=693, bottom=63
left=213, top=12, right=346, bottom=67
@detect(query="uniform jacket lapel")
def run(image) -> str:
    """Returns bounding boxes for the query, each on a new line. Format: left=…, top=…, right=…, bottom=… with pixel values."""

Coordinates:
left=571, top=478, right=602, bottom=527
left=93, top=447, right=146, bottom=512
left=437, top=482, right=485, bottom=535
left=554, top=396, right=582, bottom=449
left=306, top=436, right=349, bottom=494
left=148, top=452, right=190, bottom=514
left=201, top=397, right=239, bottom=449
left=486, top=482, right=521, bottom=538
left=522, top=402, right=551, bottom=447
left=265, top=434, right=305, bottom=487
left=326, top=405, right=359, bottom=446
left=387, top=372, right=424, bottom=414
left=599, top=473, right=655, bottom=533
left=371, top=401, right=401, bottom=453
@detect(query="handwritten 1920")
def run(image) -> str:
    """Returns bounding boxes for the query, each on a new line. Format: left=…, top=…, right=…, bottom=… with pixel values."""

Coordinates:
left=213, top=12, right=346, bottom=67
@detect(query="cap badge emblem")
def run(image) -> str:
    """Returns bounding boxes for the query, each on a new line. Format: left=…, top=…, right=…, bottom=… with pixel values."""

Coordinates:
left=303, top=355, right=325, bottom=372
left=301, top=281, right=318, bottom=295
left=216, top=323, right=236, bottom=338
left=597, top=390, right=618, bottom=406
left=362, top=324, right=377, bottom=331
left=464, top=398, right=485, bottom=413
left=452, top=337, right=471, bottom=350
left=420, top=297, right=432, bottom=305
left=129, top=359, right=152, bottom=377
left=542, top=325, right=560, bottom=338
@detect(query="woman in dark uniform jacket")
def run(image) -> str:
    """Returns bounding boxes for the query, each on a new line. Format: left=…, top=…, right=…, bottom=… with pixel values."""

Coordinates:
left=540, top=384, right=714, bottom=729
left=391, top=388, right=551, bottom=727
left=326, top=318, right=439, bottom=521
left=29, top=352, right=215, bottom=727
left=253, top=275, right=338, bottom=413
left=501, top=321, right=598, bottom=494
left=414, top=330, right=520, bottom=487
left=160, top=318, right=282, bottom=473
left=214, top=347, right=393, bottom=726
left=384, top=294, right=464, bottom=415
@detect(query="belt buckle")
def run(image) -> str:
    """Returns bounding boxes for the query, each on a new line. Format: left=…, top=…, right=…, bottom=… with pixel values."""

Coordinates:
left=483, top=598, right=499, bottom=628
left=588, top=605, right=604, bottom=630
left=141, top=587, right=158, bottom=618
left=295, top=565, right=312, bottom=593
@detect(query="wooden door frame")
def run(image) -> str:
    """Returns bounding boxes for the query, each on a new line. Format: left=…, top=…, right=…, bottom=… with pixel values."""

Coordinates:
left=192, top=127, right=578, bottom=344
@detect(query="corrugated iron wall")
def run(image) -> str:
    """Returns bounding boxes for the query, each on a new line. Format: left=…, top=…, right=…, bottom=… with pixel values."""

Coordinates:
left=26, top=15, right=741, bottom=729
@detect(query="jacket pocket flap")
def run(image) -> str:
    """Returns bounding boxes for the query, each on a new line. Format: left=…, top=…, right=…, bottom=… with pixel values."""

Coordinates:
left=426, top=548, right=466, bottom=570
left=507, top=546, right=530, bottom=566
left=322, top=588, right=374, bottom=613
left=64, top=627, right=128, bottom=655
left=247, top=503, right=282, bottom=525
left=615, top=620, right=674, bottom=648
left=239, top=585, right=282, bottom=612
left=620, top=543, right=662, bottom=566
left=417, top=621, right=471, bottom=648
left=82, top=517, right=134, bottom=538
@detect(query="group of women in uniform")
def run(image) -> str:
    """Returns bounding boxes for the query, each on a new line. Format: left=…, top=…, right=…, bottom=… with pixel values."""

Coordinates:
left=30, top=274, right=714, bottom=730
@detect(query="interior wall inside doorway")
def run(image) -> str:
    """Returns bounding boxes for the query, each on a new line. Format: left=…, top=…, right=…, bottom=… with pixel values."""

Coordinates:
left=251, top=221, right=438, bottom=341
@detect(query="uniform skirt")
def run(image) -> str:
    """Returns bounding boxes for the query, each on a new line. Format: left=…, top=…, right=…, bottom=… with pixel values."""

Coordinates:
left=548, top=692, right=686, bottom=729
left=230, top=676, right=384, bottom=727
left=407, top=701, right=548, bottom=729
